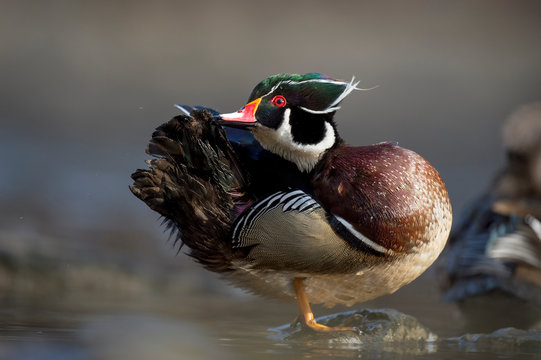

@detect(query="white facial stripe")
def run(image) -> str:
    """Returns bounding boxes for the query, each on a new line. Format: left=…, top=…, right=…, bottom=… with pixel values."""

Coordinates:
left=267, top=78, right=348, bottom=94
left=328, top=76, right=360, bottom=107
left=259, top=77, right=356, bottom=105
left=299, top=105, right=341, bottom=114
left=334, top=215, right=394, bottom=255
left=252, top=108, right=336, bottom=172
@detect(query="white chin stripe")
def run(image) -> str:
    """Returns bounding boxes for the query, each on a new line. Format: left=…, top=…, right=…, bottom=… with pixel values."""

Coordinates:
left=334, top=215, right=392, bottom=255
left=253, top=108, right=336, bottom=172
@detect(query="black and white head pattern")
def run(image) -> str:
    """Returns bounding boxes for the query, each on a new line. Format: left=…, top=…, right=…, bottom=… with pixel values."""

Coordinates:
left=249, top=75, right=362, bottom=172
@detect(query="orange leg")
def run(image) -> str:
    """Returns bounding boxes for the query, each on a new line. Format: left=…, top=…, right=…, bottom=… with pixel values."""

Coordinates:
left=293, top=278, right=357, bottom=332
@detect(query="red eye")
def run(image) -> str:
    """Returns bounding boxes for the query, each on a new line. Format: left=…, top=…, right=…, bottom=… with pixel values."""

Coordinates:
left=271, top=95, right=286, bottom=107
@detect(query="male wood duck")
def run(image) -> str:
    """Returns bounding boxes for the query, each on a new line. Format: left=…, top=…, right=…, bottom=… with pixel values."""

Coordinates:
left=130, top=73, right=452, bottom=332
left=439, top=102, right=541, bottom=329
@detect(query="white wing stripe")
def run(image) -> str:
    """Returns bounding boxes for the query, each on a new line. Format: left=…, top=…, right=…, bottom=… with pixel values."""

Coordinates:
left=334, top=215, right=391, bottom=254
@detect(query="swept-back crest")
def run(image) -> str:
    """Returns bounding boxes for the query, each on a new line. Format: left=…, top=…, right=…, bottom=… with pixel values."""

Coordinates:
left=248, top=73, right=361, bottom=114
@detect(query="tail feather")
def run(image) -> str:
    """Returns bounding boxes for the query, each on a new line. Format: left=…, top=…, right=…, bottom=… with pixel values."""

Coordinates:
left=130, top=110, right=248, bottom=271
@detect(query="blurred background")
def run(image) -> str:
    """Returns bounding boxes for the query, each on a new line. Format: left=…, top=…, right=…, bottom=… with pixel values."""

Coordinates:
left=1, top=0, right=541, bottom=358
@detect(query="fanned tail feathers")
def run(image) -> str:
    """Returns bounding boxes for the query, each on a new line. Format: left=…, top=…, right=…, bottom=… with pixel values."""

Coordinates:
left=130, top=110, right=248, bottom=271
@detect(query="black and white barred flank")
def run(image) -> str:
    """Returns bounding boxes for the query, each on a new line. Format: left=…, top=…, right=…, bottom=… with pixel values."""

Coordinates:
left=231, top=190, right=320, bottom=248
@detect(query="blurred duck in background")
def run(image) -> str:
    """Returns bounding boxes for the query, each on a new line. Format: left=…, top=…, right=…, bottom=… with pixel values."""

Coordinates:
left=440, top=102, right=541, bottom=331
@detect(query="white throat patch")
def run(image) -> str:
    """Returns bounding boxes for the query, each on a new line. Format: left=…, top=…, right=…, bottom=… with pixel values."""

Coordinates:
left=252, top=108, right=336, bottom=172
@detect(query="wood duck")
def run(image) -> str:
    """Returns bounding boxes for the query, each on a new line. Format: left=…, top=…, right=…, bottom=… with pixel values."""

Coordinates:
left=439, top=102, right=541, bottom=329
left=131, top=73, right=452, bottom=332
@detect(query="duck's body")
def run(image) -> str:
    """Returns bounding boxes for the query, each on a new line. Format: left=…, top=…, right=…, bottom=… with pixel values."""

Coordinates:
left=131, top=73, right=452, bottom=331
left=226, top=141, right=450, bottom=307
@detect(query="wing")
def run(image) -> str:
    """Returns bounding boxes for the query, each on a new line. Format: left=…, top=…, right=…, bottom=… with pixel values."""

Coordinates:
left=231, top=190, right=384, bottom=274
left=130, top=110, right=248, bottom=271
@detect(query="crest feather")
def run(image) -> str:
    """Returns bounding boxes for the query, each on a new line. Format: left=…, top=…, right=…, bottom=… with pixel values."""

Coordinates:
left=249, top=73, right=364, bottom=114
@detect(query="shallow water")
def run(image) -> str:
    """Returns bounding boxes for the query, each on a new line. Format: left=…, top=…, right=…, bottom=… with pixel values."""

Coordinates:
left=2, top=276, right=540, bottom=360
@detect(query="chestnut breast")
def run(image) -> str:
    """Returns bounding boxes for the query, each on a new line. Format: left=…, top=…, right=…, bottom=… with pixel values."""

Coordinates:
left=313, top=142, right=451, bottom=253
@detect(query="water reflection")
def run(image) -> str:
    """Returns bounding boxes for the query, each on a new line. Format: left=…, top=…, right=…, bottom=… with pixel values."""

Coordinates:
left=1, top=286, right=541, bottom=359
left=270, top=309, right=437, bottom=356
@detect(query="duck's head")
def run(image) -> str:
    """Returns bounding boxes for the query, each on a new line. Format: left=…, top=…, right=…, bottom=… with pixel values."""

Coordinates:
left=218, top=73, right=360, bottom=172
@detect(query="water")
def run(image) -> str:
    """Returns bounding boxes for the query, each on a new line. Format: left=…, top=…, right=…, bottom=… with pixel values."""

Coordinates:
left=1, top=274, right=540, bottom=360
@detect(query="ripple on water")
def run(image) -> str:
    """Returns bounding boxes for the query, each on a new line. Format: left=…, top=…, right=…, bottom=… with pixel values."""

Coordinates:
left=268, top=308, right=541, bottom=358
left=444, top=327, right=541, bottom=354
left=269, top=308, right=438, bottom=355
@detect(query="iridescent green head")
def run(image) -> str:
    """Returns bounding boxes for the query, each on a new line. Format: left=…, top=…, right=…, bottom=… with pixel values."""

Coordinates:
left=219, top=73, right=360, bottom=172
